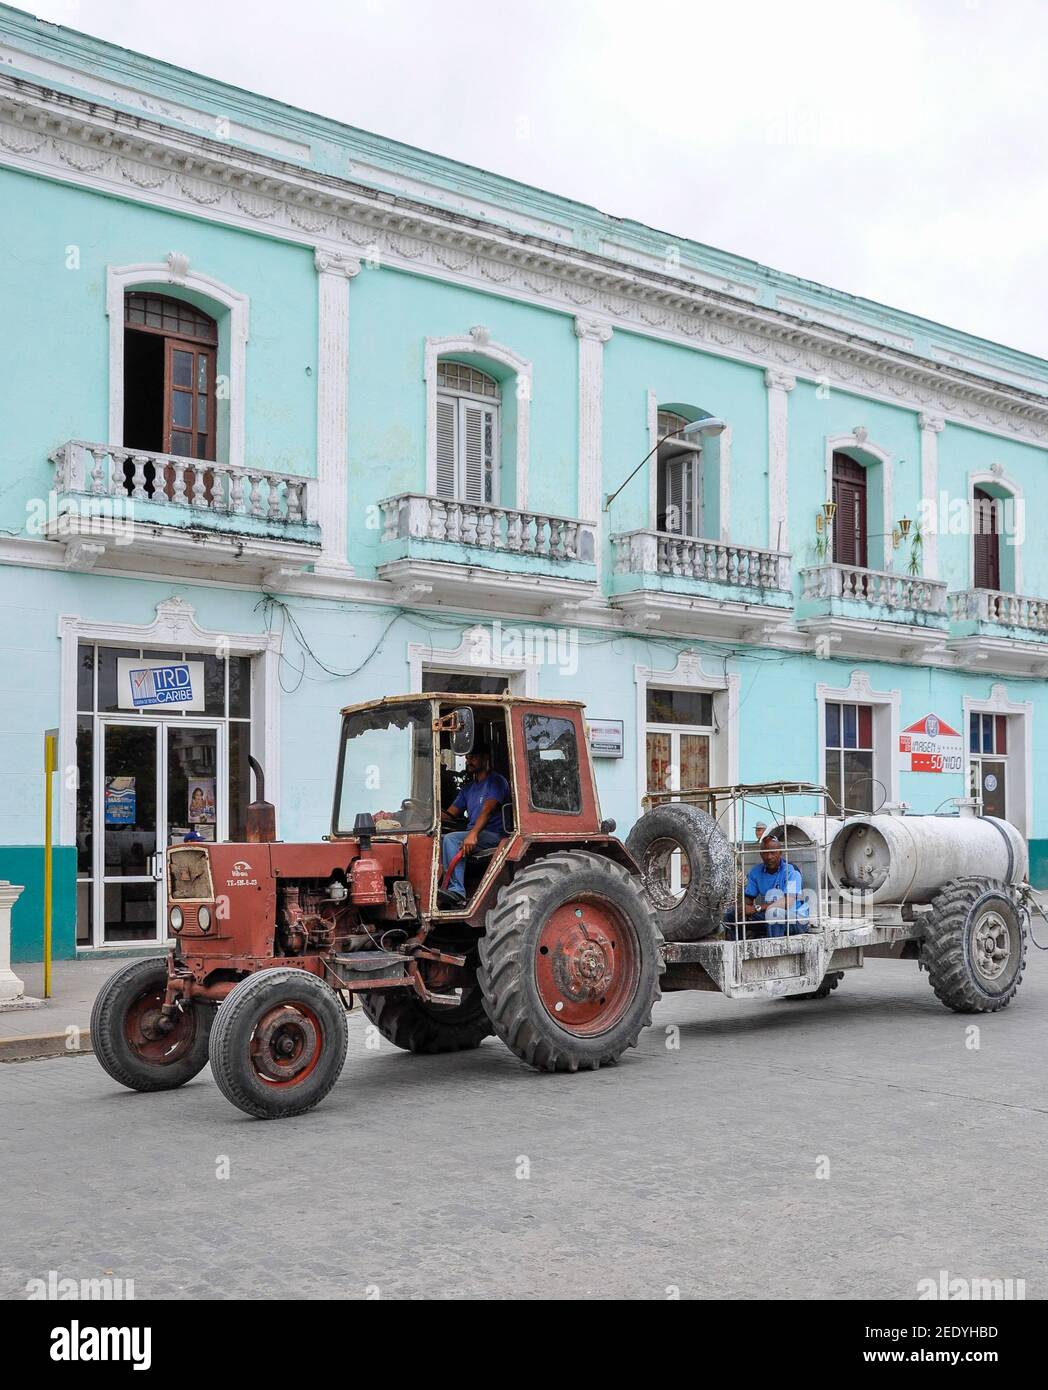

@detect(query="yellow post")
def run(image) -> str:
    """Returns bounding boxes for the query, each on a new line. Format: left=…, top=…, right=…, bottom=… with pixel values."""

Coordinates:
left=43, top=729, right=58, bottom=1000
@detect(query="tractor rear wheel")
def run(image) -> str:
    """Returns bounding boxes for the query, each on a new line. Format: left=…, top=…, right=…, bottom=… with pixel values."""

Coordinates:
left=208, top=968, right=348, bottom=1119
left=921, top=878, right=1026, bottom=1013
left=360, top=987, right=493, bottom=1053
left=92, top=957, right=212, bottom=1092
left=477, top=850, right=662, bottom=1073
left=626, top=802, right=733, bottom=941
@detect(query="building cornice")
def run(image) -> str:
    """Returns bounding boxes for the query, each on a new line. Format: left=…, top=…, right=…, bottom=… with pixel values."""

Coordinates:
left=1, top=75, right=1047, bottom=447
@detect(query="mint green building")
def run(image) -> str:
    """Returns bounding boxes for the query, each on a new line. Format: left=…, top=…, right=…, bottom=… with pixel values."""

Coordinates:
left=2, top=5, right=1047, bottom=960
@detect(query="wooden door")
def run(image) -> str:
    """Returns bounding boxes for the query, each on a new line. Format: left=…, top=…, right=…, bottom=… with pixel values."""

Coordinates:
left=973, top=487, right=1001, bottom=591
left=832, top=453, right=868, bottom=567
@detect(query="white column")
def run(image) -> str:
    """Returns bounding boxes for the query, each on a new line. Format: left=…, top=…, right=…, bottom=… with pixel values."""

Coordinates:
left=0, top=881, right=26, bottom=1005
left=765, top=369, right=795, bottom=552
left=574, top=316, right=613, bottom=524
left=919, top=413, right=945, bottom=578
left=314, top=250, right=361, bottom=573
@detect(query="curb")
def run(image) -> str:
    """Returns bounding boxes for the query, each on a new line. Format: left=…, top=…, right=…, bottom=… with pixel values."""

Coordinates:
left=0, top=1030, right=93, bottom=1062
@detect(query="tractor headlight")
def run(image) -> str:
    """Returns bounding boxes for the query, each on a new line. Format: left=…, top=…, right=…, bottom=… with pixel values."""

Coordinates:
left=197, top=905, right=212, bottom=932
left=169, top=906, right=184, bottom=932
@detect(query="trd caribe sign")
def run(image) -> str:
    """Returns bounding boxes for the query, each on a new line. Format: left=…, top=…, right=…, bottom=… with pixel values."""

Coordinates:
left=117, top=658, right=205, bottom=711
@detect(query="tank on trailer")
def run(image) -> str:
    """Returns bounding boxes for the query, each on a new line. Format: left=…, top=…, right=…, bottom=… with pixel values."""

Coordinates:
left=828, top=811, right=1027, bottom=906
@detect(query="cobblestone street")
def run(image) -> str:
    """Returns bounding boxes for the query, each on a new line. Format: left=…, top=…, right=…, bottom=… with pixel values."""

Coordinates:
left=3, top=954, right=1045, bottom=1301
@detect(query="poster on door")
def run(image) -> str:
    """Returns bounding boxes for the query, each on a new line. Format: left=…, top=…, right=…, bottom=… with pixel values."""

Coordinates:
left=188, top=778, right=216, bottom=825
left=105, top=776, right=136, bottom=825
left=898, top=713, right=964, bottom=773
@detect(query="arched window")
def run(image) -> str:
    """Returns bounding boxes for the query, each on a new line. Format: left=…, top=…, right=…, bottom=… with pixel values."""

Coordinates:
left=656, top=408, right=703, bottom=537
left=832, top=452, right=868, bottom=567
left=124, top=292, right=218, bottom=462
left=435, top=359, right=500, bottom=504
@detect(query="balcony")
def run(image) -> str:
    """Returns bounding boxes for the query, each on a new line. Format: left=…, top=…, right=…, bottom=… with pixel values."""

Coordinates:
left=946, top=588, right=1048, bottom=676
left=797, top=563, right=949, bottom=660
left=378, top=493, right=598, bottom=614
left=610, top=530, right=793, bottom=640
left=48, top=440, right=320, bottom=576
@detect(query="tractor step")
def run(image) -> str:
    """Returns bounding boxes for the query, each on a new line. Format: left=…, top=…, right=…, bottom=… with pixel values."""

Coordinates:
left=330, top=951, right=409, bottom=975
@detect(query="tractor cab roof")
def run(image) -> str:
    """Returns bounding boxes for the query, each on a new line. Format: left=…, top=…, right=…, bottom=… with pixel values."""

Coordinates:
left=339, top=692, right=587, bottom=716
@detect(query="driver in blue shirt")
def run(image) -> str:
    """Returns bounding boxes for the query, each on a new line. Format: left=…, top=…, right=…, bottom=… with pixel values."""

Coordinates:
left=438, top=747, right=510, bottom=907
left=725, top=834, right=810, bottom=938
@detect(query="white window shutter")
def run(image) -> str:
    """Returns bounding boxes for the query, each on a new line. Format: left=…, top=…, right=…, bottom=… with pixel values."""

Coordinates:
left=462, top=403, right=492, bottom=503
left=663, top=456, right=685, bottom=534
left=435, top=394, right=457, bottom=498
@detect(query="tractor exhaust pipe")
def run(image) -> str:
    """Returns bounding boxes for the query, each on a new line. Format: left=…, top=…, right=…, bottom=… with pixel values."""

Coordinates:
left=246, top=756, right=276, bottom=843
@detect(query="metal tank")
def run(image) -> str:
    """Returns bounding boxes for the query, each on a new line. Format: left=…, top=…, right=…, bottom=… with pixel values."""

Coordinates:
left=765, top=816, right=845, bottom=895
left=827, top=813, right=1027, bottom=905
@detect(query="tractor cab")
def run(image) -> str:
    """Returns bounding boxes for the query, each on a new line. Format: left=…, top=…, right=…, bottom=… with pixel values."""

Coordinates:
left=330, top=693, right=599, bottom=919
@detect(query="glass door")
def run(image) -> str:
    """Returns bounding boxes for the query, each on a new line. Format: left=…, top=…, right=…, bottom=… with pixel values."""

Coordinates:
left=93, top=718, right=225, bottom=946
left=166, top=723, right=222, bottom=845
left=98, top=720, right=162, bottom=944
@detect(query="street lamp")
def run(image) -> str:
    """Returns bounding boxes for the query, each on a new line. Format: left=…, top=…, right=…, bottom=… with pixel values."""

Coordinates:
left=603, top=417, right=727, bottom=512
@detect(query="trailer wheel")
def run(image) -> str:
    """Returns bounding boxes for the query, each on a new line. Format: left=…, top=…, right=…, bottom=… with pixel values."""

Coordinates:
left=785, top=971, right=844, bottom=1002
left=92, top=957, right=212, bottom=1092
left=478, top=850, right=662, bottom=1073
left=360, top=987, right=493, bottom=1053
left=626, top=802, right=733, bottom=941
left=921, top=878, right=1027, bottom=1014
left=208, top=968, right=348, bottom=1119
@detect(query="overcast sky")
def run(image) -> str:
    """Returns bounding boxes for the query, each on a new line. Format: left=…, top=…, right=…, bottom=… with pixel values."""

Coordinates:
left=25, top=0, right=1048, bottom=361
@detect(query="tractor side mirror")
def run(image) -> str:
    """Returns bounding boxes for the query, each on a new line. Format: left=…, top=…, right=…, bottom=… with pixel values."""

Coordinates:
left=450, top=707, right=475, bottom=755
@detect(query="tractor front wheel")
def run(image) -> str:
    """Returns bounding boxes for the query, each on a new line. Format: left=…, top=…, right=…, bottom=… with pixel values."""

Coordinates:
left=921, top=878, right=1027, bottom=1013
left=91, top=957, right=212, bottom=1092
left=478, top=850, right=662, bottom=1073
left=208, top=968, right=348, bottom=1119
left=360, top=987, right=493, bottom=1053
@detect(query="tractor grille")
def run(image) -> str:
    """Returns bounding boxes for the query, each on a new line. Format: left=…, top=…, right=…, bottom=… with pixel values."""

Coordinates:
left=169, top=847, right=213, bottom=900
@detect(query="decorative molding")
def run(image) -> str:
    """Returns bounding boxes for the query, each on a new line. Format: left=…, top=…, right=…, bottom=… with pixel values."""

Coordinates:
left=407, top=630, right=539, bottom=696
left=815, top=670, right=901, bottom=808
left=918, top=413, right=945, bottom=578
left=56, top=598, right=282, bottom=847
left=575, top=316, right=610, bottom=531
left=574, top=316, right=614, bottom=344
left=962, top=683, right=1032, bottom=837
left=3, top=78, right=1046, bottom=448
left=106, top=260, right=249, bottom=467
left=765, top=369, right=795, bottom=551
left=423, top=332, right=531, bottom=509
left=314, top=249, right=361, bottom=279
left=313, top=247, right=361, bottom=571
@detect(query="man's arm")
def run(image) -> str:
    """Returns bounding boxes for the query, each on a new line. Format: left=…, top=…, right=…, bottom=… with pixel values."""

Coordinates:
left=463, top=797, right=500, bottom=853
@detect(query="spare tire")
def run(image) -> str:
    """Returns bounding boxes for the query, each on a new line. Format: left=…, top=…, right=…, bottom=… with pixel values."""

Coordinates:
left=626, top=802, right=733, bottom=941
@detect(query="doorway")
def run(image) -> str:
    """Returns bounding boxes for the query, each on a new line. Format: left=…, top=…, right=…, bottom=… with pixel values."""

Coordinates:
left=96, top=718, right=224, bottom=944
left=76, top=641, right=253, bottom=948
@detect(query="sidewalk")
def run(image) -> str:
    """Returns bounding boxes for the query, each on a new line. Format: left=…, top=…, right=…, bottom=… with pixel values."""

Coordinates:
left=0, top=955, right=161, bottom=1061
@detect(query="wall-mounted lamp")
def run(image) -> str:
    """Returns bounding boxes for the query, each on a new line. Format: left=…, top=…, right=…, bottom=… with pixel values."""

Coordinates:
left=892, top=516, right=913, bottom=549
left=603, top=417, right=727, bottom=511
left=815, top=500, right=837, bottom=533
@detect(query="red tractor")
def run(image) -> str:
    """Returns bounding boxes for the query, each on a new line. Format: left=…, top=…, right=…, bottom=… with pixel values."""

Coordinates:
left=92, top=695, right=665, bottom=1118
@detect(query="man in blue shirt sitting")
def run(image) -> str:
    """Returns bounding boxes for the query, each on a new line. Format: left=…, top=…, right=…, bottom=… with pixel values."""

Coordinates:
left=724, top=834, right=810, bottom=939
left=438, top=747, right=511, bottom=907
